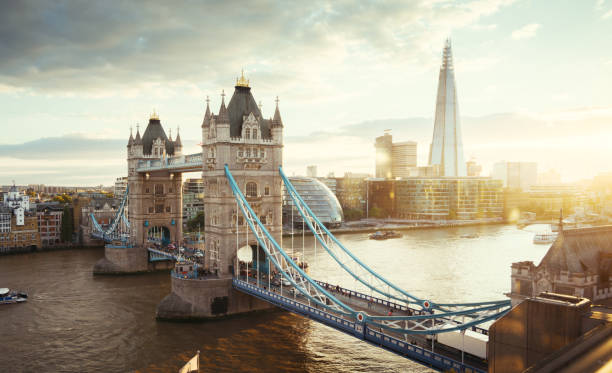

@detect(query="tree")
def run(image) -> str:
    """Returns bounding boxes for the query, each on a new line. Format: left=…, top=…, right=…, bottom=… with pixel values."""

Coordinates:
left=53, top=193, right=73, bottom=204
left=344, top=208, right=363, bottom=221
left=60, top=205, right=74, bottom=243
left=368, top=207, right=387, bottom=219
left=186, top=211, right=205, bottom=232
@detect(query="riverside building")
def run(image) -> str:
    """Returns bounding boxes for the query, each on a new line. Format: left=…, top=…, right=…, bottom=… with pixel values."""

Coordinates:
left=374, top=132, right=417, bottom=179
left=282, top=177, right=344, bottom=228
left=369, top=177, right=503, bottom=221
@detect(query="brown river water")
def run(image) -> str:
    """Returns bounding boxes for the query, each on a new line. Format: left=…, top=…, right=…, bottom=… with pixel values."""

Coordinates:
left=0, top=224, right=549, bottom=372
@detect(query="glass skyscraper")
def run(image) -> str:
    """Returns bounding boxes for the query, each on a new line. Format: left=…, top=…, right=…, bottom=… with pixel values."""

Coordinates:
left=428, top=39, right=467, bottom=177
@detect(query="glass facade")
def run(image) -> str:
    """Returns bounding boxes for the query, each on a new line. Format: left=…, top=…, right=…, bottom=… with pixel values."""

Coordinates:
left=283, top=177, right=344, bottom=228
left=373, top=177, right=503, bottom=221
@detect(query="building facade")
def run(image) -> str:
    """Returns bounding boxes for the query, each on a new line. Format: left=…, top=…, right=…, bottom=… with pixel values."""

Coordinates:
left=392, top=141, right=417, bottom=179
left=183, top=178, right=204, bottom=223
left=369, top=177, right=503, bottom=221
left=37, top=203, right=64, bottom=248
left=283, top=177, right=343, bottom=228
left=428, top=39, right=467, bottom=177
left=492, top=161, right=537, bottom=190
left=114, top=176, right=128, bottom=198
left=509, top=225, right=612, bottom=306
left=375, top=132, right=417, bottom=179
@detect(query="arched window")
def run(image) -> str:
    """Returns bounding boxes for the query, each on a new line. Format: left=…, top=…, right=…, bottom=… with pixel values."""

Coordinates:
left=245, top=128, right=250, bottom=139
left=253, top=129, right=257, bottom=139
left=246, top=182, right=258, bottom=197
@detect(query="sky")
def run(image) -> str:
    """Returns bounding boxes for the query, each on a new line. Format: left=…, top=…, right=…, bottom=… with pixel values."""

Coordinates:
left=1, top=0, right=611, bottom=186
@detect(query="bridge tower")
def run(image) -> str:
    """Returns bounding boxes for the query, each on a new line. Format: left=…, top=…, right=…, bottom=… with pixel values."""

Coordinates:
left=201, top=74, right=284, bottom=275
left=127, top=113, right=184, bottom=247
left=157, top=73, right=283, bottom=319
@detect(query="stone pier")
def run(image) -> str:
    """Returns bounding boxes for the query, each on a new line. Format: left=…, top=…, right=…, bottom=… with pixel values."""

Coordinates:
left=93, top=246, right=174, bottom=275
left=156, top=275, right=275, bottom=320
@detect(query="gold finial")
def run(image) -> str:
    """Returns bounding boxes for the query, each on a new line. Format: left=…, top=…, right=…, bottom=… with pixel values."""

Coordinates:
left=236, top=68, right=250, bottom=87
left=150, top=109, right=159, bottom=120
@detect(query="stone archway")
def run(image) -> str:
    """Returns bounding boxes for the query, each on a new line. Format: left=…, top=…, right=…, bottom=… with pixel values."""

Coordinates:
left=148, top=226, right=171, bottom=246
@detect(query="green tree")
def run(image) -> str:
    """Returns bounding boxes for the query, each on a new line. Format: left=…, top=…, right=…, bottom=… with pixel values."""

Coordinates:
left=344, top=208, right=363, bottom=221
left=60, top=205, right=74, bottom=242
left=186, top=211, right=205, bottom=232
left=53, top=193, right=73, bottom=204
left=368, top=207, right=387, bottom=218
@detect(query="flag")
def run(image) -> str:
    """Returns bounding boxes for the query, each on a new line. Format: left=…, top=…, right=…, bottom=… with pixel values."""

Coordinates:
left=178, top=351, right=199, bottom=373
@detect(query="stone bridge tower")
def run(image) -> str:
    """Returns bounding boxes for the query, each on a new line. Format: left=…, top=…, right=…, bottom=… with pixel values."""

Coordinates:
left=201, top=73, right=284, bottom=275
left=127, top=113, right=184, bottom=247
left=156, top=73, right=283, bottom=319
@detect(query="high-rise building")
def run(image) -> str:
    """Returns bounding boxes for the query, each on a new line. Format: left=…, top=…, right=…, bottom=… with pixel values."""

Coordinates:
left=466, top=158, right=482, bottom=177
left=306, top=165, right=318, bottom=178
left=183, top=178, right=204, bottom=223
left=375, top=132, right=417, bottom=179
left=492, top=161, right=538, bottom=190
left=428, top=39, right=466, bottom=177
left=391, top=141, right=417, bottom=178
left=114, top=177, right=128, bottom=198
left=375, top=132, right=393, bottom=178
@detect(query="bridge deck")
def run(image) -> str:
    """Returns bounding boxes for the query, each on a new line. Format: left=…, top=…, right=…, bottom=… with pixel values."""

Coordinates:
left=233, top=278, right=486, bottom=373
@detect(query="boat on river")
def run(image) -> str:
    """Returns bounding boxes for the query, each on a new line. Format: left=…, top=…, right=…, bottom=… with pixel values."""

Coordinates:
left=533, top=232, right=557, bottom=245
left=369, top=231, right=402, bottom=240
left=0, top=288, right=28, bottom=305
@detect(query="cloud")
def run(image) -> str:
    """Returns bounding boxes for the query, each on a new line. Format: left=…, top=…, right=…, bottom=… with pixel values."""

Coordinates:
left=511, top=23, right=541, bottom=40
left=2, top=107, right=612, bottom=185
left=603, top=9, right=612, bottom=19
left=0, top=0, right=517, bottom=97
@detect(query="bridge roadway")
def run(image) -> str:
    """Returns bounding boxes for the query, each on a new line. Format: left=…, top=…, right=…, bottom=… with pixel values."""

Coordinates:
left=233, top=275, right=487, bottom=372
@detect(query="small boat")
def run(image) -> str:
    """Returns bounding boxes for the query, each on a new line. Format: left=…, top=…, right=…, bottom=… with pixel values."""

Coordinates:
left=533, top=232, right=557, bottom=244
left=461, top=233, right=479, bottom=239
left=369, top=231, right=402, bottom=240
left=0, top=288, right=28, bottom=305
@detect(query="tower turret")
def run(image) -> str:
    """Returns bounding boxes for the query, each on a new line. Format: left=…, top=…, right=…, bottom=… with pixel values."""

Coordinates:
left=174, top=127, right=183, bottom=155
left=216, top=90, right=230, bottom=140
left=271, top=96, right=284, bottom=144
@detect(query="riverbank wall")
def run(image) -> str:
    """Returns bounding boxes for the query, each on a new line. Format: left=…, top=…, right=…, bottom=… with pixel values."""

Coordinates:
left=93, top=245, right=174, bottom=275
left=156, top=276, right=275, bottom=320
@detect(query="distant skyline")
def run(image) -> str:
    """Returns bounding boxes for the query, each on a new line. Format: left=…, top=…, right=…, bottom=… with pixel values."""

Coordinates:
left=1, top=1, right=612, bottom=185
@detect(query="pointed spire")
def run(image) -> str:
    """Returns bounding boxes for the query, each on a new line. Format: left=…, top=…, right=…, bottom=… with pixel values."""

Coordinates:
left=174, top=126, right=182, bottom=147
left=168, top=127, right=173, bottom=142
left=442, top=37, right=453, bottom=70
left=202, top=96, right=211, bottom=128
left=559, top=208, right=564, bottom=233
left=134, top=124, right=142, bottom=145
left=218, top=89, right=229, bottom=123
left=128, top=126, right=134, bottom=146
left=272, top=96, right=283, bottom=128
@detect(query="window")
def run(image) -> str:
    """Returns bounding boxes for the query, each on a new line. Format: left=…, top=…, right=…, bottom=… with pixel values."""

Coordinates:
left=166, top=206, right=171, bottom=213
left=145, top=187, right=150, bottom=193
left=246, top=182, right=258, bottom=197
left=238, top=149, right=243, bottom=157
left=148, top=207, right=154, bottom=213
left=155, top=184, right=164, bottom=195
left=245, top=128, right=250, bottom=139
left=253, top=129, right=257, bottom=139
left=155, top=205, right=164, bottom=213
left=264, top=186, right=270, bottom=196
left=169, top=187, right=173, bottom=193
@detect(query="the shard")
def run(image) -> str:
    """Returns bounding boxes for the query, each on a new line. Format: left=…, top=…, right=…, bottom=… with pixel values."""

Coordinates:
left=428, top=39, right=466, bottom=177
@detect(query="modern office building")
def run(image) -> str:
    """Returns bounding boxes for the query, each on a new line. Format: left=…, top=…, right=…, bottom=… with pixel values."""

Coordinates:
left=306, top=165, right=318, bottom=178
left=283, top=177, right=343, bottom=228
left=391, top=141, right=417, bottom=178
left=375, top=132, right=393, bottom=179
left=183, top=178, right=204, bottom=223
left=428, top=39, right=467, bottom=177
left=369, top=177, right=503, bottom=221
left=492, top=161, right=537, bottom=190
left=114, top=177, right=128, bottom=197
left=466, top=158, right=482, bottom=177
left=375, top=132, right=417, bottom=179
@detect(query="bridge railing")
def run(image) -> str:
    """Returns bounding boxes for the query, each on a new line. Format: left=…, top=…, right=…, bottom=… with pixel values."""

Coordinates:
left=314, top=280, right=489, bottom=335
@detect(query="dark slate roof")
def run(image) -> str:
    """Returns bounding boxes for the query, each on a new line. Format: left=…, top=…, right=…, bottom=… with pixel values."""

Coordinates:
left=174, top=130, right=182, bottom=147
left=272, top=103, right=283, bottom=128
left=537, top=225, right=612, bottom=274
left=226, top=86, right=271, bottom=139
left=141, top=118, right=175, bottom=155
left=127, top=131, right=134, bottom=146
left=134, top=129, right=142, bottom=145
left=201, top=102, right=211, bottom=128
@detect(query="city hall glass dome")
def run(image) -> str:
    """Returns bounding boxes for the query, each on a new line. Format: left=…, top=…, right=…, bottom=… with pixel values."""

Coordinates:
left=283, top=177, right=343, bottom=228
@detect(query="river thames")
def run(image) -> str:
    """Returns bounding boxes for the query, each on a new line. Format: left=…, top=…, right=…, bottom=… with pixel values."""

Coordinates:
left=0, top=224, right=549, bottom=372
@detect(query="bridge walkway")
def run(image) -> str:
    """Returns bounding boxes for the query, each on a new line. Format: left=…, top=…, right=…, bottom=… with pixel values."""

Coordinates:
left=236, top=275, right=487, bottom=372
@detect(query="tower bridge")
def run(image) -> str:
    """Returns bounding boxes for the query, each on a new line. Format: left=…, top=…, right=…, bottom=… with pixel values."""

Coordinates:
left=90, top=73, right=510, bottom=372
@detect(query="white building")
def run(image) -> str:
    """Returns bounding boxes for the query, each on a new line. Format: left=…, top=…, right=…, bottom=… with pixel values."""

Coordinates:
left=492, top=161, right=538, bottom=190
left=3, top=184, right=29, bottom=226
left=114, top=176, right=128, bottom=197
left=306, top=165, right=318, bottom=178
